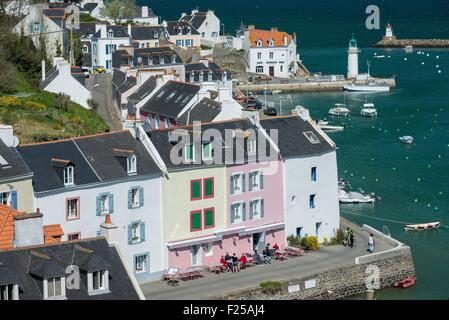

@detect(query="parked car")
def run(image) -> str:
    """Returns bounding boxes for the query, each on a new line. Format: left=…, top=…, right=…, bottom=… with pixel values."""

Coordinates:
left=92, top=66, right=106, bottom=74
left=264, top=107, right=277, bottom=116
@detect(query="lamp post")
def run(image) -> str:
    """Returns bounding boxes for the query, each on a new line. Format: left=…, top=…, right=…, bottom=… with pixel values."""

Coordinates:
left=221, top=23, right=225, bottom=36
left=279, top=97, right=283, bottom=116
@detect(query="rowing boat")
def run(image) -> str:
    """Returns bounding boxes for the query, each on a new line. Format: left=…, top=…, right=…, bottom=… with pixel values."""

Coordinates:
left=404, top=221, right=441, bottom=231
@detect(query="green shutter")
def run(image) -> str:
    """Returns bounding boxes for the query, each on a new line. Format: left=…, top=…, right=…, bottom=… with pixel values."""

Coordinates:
left=204, top=209, right=214, bottom=227
left=242, top=202, right=246, bottom=221
left=204, top=178, right=213, bottom=197
left=230, top=205, right=235, bottom=223
left=191, top=212, right=201, bottom=230
left=242, top=174, right=246, bottom=192
left=202, top=143, right=211, bottom=159
left=191, top=180, right=201, bottom=199
left=186, top=144, right=194, bottom=161
left=230, top=175, right=235, bottom=194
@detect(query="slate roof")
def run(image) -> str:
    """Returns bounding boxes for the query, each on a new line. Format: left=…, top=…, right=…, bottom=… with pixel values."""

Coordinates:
left=112, top=47, right=182, bottom=69
left=0, top=238, right=140, bottom=300
left=75, top=22, right=107, bottom=38
left=259, top=116, right=335, bottom=158
left=117, top=76, right=137, bottom=94
left=112, top=69, right=127, bottom=89
left=40, top=65, right=59, bottom=90
left=17, top=131, right=161, bottom=193
left=185, top=62, right=231, bottom=82
left=128, top=77, right=157, bottom=103
left=94, top=25, right=130, bottom=38
left=140, top=80, right=200, bottom=118
left=131, top=26, right=166, bottom=40
left=148, top=118, right=277, bottom=170
left=179, top=12, right=207, bottom=30
left=0, top=139, right=32, bottom=182
left=165, top=21, right=200, bottom=36
left=177, top=98, right=222, bottom=125
left=83, top=3, right=98, bottom=13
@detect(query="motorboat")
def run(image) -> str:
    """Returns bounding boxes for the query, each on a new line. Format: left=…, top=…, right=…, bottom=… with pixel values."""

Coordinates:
left=329, top=103, right=350, bottom=117
left=404, top=221, right=441, bottom=231
left=360, top=103, right=377, bottom=117
left=317, top=120, right=344, bottom=132
left=373, top=55, right=386, bottom=59
left=344, top=82, right=390, bottom=92
left=394, top=276, right=416, bottom=288
left=272, top=90, right=282, bottom=95
left=338, top=189, right=376, bottom=203
left=259, top=89, right=273, bottom=95
left=404, top=45, right=413, bottom=53
left=399, top=136, right=414, bottom=144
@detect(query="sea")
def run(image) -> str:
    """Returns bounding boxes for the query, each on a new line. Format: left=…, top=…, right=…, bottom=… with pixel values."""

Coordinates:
left=142, top=0, right=449, bottom=299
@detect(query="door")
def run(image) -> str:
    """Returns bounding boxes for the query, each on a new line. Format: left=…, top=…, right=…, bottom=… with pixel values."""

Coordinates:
left=252, top=232, right=266, bottom=252
left=315, top=222, right=322, bottom=239
left=191, top=245, right=201, bottom=266
left=269, top=66, right=275, bottom=77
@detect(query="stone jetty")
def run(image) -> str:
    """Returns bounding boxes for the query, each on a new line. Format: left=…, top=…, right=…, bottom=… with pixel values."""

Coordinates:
left=374, top=37, right=449, bottom=48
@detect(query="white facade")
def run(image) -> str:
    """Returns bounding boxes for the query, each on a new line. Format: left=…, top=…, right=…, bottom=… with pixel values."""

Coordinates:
left=385, top=24, right=393, bottom=38
left=42, top=58, right=92, bottom=109
left=13, top=4, right=64, bottom=59
left=347, top=36, right=360, bottom=79
left=92, top=25, right=131, bottom=70
left=34, top=175, right=164, bottom=282
left=283, top=151, right=340, bottom=242
left=181, top=10, right=220, bottom=46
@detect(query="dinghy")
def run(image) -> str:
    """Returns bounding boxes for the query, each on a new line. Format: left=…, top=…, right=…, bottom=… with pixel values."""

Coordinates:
left=404, top=221, right=441, bottom=231
left=399, top=136, right=414, bottom=144
left=339, top=189, right=376, bottom=203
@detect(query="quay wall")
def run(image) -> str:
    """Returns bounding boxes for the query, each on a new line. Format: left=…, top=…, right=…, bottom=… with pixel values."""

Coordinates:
left=217, top=224, right=415, bottom=300
left=236, top=78, right=396, bottom=93
left=374, top=38, right=449, bottom=48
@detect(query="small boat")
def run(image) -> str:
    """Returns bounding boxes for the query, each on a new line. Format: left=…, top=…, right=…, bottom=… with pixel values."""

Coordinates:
left=272, top=90, right=282, bottom=95
left=399, top=136, right=414, bottom=144
left=329, top=103, right=350, bottom=117
left=394, top=276, right=416, bottom=288
left=404, top=45, right=413, bottom=53
left=344, top=82, right=390, bottom=92
left=404, top=221, right=441, bottom=231
left=317, top=120, right=344, bottom=132
left=360, top=103, right=377, bottom=117
left=373, top=55, right=386, bottom=59
left=339, top=189, right=376, bottom=203
left=259, top=89, right=273, bottom=95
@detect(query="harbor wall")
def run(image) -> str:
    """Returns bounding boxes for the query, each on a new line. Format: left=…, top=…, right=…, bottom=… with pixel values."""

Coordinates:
left=374, top=38, right=449, bottom=48
left=217, top=224, right=415, bottom=300
left=236, top=78, right=396, bottom=93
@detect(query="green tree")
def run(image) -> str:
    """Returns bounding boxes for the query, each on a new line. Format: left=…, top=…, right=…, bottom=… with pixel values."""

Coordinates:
left=73, top=34, right=83, bottom=67
left=100, top=0, right=135, bottom=24
left=55, top=39, right=63, bottom=57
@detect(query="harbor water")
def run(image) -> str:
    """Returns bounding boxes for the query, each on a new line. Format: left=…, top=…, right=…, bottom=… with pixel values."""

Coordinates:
left=147, top=0, right=449, bottom=299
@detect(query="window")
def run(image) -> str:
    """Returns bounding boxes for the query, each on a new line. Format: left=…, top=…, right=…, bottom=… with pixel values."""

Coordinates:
left=46, top=277, right=63, bottom=298
left=269, top=52, right=274, bottom=59
left=190, top=179, right=202, bottom=200
left=185, top=144, right=195, bottom=162
left=82, top=45, right=88, bottom=53
left=280, top=65, right=283, bottom=72
left=247, top=138, right=257, bottom=154
left=0, top=191, right=10, bottom=205
left=135, top=254, right=148, bottom=273
left=107, top=30, right=113, bottom=38
left=249, top=199, right=264, bottom=220
left=309, top=194, right=316, bottom=209
left=190, top=210, right=202, bottom=231
left=249, top=171, right=263, bottom=191
left=96, top=193, right=113, bottom=215
left=66, top=198, right=79, bottom=220
left=105, top=60, right=112, bottom=69
left=230, top=173, right=245, bottom=194
left=64, top=166, right=74, bottom=186
left=128, top=187, right=143, bottom=208
left=231, top=202, right=245, bottom=224
left=257, top=52, right=262, bottom=59
left=201, top=32, right=206, bottom=38
left=202, top=142, right=212, bottom=160
left=203, top=243, right=213, bottom=256
left=203, top=208, right=215, bottom=229
left=0, top=284, right=16, bottom=300
left=128, top=221, right=145, bottom=244
left=311, top=167, right=317, bottom=182
left=67, top=233, right=80, bottom=241
left=203, top=178, right=214, bottom=199
left=176, top=39, right=182, bottom=46
left=186, top=39, right=193, bottom=47
left=256, top=65, right=264, bottom=73
left=33, top=21, right=40, bottom=32
left=257, top=40, right=262, bottom=47
left=127, top=155, right=137, bottom=175
left=296, top=227, right=302, bottom=237
left=303, top=131, right=321, bottom=144
left=92, top=270, right=105, bottom=290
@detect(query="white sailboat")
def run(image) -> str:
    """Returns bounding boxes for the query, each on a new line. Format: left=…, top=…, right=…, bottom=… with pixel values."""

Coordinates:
left=360, top=98, right=377, bottom=117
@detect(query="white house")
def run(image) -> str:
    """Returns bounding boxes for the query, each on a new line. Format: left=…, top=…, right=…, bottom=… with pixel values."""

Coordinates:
left=91, top=25, right=131, bottom=70
left=17, top=130, right=165, bottom=283
left=260, top=109, right=340, bottom=242
left=243, top=25, right=299, bottom=78
left=13, top=4, right=65, bottom=59
left=40, top=57, right=92, bottom=109
left=179, top=9, right=220, bottom=46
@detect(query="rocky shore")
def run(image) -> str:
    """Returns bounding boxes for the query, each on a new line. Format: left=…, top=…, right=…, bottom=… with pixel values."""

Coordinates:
left=374, top=37, right=449, bottom=48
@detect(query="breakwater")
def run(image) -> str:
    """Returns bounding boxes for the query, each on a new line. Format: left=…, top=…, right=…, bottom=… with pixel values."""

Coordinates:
left=374, top=38, right=449, bottom=48
left=236, top=78, right=396, bottom=94
left=218, top=224, right=415, bottom=300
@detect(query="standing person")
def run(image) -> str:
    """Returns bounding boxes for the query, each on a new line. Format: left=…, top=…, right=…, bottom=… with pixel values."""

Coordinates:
left=224, top=252, right=233, bottom=271
left=239, top=253, right=247, bottom=270
left=349, top=229, right=355, bottom=248
left=343, top=227, right=350, bottom=246
left=367, top=233, right=375, bottom=253
left=232, top=253, right=239, bottom=272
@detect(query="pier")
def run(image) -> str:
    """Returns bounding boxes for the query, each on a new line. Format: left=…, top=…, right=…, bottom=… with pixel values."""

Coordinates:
left=374, top=38, right=449, bottom=48
left=236, top=77, right=396, bottom=94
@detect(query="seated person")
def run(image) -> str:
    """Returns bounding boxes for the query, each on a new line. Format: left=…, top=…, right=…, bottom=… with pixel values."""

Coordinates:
left=239, top=253, right=247, bottom=269
left=219, top=255, right=228, bottom=270
left=253, top=250, right=263, bottom=265
left=265, top=243, right=273, bottom=257
left=273, top=243, right=280, bottom=251
left=224, top=253, right=233, bottom=270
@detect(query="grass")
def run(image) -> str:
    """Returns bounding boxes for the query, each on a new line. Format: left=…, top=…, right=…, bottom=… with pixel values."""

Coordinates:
left=79, top=13, right=104, bottom=23
left=0, top=91, right=109, bottom=144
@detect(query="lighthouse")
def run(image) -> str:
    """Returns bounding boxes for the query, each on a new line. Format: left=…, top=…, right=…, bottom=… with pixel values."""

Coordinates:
left=385, top=23, right=394, bottom=38
left=347, top=35, right=360, bottom=79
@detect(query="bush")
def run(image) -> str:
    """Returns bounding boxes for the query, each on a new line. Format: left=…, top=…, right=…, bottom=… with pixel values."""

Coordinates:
left=300, top=236, right=320, bottom=250
left=259, top=281, right=283, bottom=294
left=24, top=101, right=47, bottom=112
left=287, top=234, right=302, bottom=248
left=0, top=60, right=16, bottom=94
left=0, top=96, right=21, bottom=108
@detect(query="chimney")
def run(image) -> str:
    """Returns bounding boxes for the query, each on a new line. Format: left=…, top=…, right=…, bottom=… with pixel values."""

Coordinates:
left=271, top=27, right=278, bottom=32
left=13, top=211, right=44, bottom=248
left=141, top=6, right=148, bottom=18
left=96, top=24, right=107, bottom=37
left=199, top=58, right=209, bottom=67
left=128, top=23, right=132, bottom=37
left=41, top=60, right=45, bottom=81
left=292, top=105, right=310, bottom=121
left=248, top=25, right=255, bottom=30
left=100, top=214, right=119, bottom=245
left=0, top=124, right=18, bottom=147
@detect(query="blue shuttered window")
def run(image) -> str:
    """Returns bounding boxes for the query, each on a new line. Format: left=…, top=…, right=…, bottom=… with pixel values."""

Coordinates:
left=10, top=191, right=17, bottom=209
left=242, top=202, right=246, bottom=221
left=260, top=199, right=264, bottom=217
left=108, top=193, right=114, bottom=213
left=128, top=187, right=144, bottom=209
left=139, top=187, right=144, bottom=206
left=230, top=175, right=234, bottom=194
left=96, top=193, right=113, bottom=215
left=311, top=167, right=317, bottom=182
left=127, top=189, right=132, bottom=209
left=242, top=174, right=246, bottom=192
left=96, top=195, right=101, bottom=216
left=128, top=221, right=146, bottom=245
left=140, top=222, right=146, bottom=242
left=127, top=224, right=133, bottom=244
left=260, top=171, right=264, bottom=189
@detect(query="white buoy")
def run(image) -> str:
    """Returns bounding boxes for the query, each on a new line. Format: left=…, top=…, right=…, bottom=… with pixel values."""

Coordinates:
left=426, top=53, right=430, bottom=57
left=438, top=70, right=442, bottom=74
left=421, top=62, right=425, bottom=65
left=404, top=57, right=407, bottom=61
left=436, top=55, right=439, bottom=59
left=436, top=65, right=439, bottom=68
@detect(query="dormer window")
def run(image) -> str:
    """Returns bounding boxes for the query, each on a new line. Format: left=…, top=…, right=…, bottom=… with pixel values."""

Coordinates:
left=127, top=155, right=137, bottom=175
left=107, top=30, right=114, bottom=38
left=148, top=57, right=153, bottom=65
left=256, top=39, right=263, bottom=47
left=247, top=138, right=257, bottom=154
left=88, top=270, right=109, bottom=295
left=268, top=38, right=274, bottom=47
left=64, top=166, right=74, bottom=186
left=177, top=27, right=182, bottom=35
left=0, top=284, right=19, bottom=300
left=171, top=54, right=176, bottom=63
left=187, top=27, right=191, bottom=35
left=44, top=276, right=66, bottom=299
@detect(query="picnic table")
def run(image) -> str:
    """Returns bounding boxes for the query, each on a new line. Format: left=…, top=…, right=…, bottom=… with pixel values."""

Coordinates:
left=284, top=246, right=305, bottom=257
left=178, top=266, right=203, bottom=281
